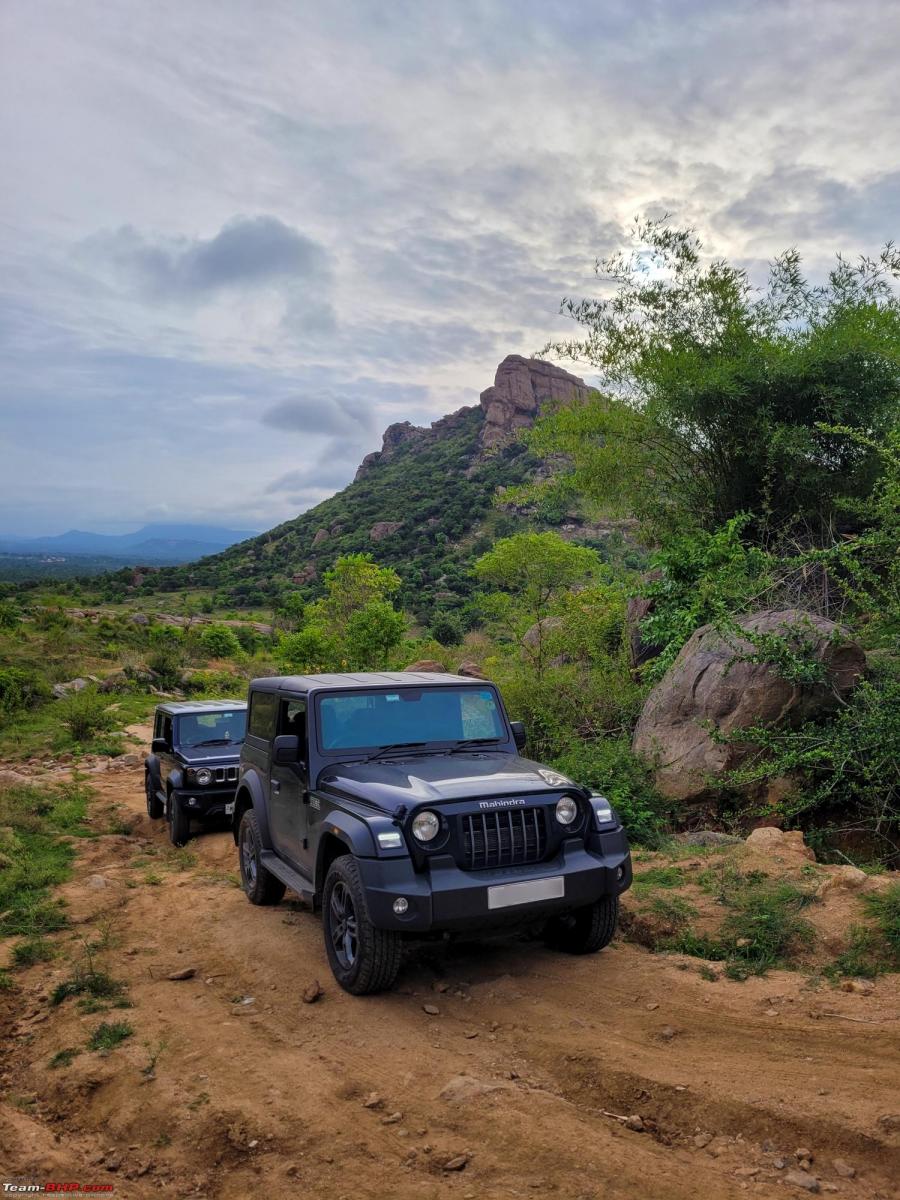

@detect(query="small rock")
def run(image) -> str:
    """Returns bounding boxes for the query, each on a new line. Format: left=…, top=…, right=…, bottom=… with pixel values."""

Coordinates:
left=773, top=1158, right=787, bottom=1169
left=433, top=981, right=449, bottom=993
left=734, top=1167, right=759, bottom=1178
left=840, top=978, right=874, bottom=995
left=784, top=1169, right=819, bottom=1192
left=302, top=981, right=324, bottom=1004
left=88, top=874, right=108, bottom=890
left=794, top=1149, right=813, bottom=1163
left=765, top=1008, right=779, bottom=1017
left=735, top=937, right=751, bottom=948
left=646, top=1001, right=659, bottom=1010
left=659, top=1025, right=677, bottom=1040
left=625, top=1114, right=645, bottom=1132
left=422, top=1004, right=440, bottom=1016
left=464, top=1030, right=479, bottom=1039
left=167, top=967, right=197, bottom=981
left=382, top=1112, right=402, bottom=1125
left=878, top=1113, right=900, bottom=1132
left=694, top=1133, right=713, bottom=1149
left=442, top=1154, right=469, bottom=1172
left=832, top=1160, right=855, bottom=1179
left=362, top=1093, right=382, bottom=1109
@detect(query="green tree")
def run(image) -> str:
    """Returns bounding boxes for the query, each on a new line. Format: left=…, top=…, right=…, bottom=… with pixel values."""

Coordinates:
left=474, top=532, right=599, bottom=673
left=199, top=625, right=242, bottom=658
left=530, top=220, right=900, bottom=541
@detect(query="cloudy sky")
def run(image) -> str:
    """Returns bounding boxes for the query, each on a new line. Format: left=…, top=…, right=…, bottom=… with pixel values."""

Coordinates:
left=2, top=0, right=898, bottom=536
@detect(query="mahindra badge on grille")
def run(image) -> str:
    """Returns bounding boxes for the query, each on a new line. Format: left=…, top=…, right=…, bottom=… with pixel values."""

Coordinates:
left=478, top=797, right=527, bottom=809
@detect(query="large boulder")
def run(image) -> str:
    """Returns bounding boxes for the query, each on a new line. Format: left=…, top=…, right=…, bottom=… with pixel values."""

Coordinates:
left=479, top=355, right=590, bottom=449
left=632, top=609, right=865, bottom=803
left=369, top=521, right=403, bottom=542
left=404, top=660, right=446, bottom=673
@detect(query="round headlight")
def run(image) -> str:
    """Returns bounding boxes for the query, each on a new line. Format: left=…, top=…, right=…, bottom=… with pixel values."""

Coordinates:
left=411, top=810, right=441, bottom=842
left=555, top=796, right=578, bottom=825
left=195, top=768, right=212, bottom=786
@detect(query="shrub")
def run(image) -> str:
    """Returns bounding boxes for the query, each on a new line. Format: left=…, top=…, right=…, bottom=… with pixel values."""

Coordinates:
left=199, top=625, right=243, bottom=658
left=233, top=625, right=260, bottom=654
left=56, top=689, right=115, bottom=743
left=0, top=667, right=50, bottom=717
left=11, top=936, right=54, bottom=967
left=430, top=610, right=463, bottom=646
left=553, top=737, right=669, bottom=847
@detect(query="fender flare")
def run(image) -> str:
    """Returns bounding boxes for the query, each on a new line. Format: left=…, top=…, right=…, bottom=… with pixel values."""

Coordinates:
left=168, top=767, right=185, bottom=793
left=231, top=770, right=274, bottom=849
left=314, top=807, right=378, bottom=887
left=145, top=753, right=162, bottom=794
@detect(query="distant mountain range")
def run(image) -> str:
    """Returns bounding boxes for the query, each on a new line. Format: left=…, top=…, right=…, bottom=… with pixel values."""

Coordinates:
left=0, top=523, right=259, bottom=566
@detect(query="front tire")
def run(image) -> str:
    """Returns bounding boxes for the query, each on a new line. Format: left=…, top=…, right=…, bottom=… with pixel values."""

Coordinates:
left=322, top=856, right=402, bottom=995
left=167, top=794, right=191, bottom=847
left=238, top=809, right=286, bottom=906
left=145, top=772, right=164, bottom=820
left=544, top=895, right=619, bottom=955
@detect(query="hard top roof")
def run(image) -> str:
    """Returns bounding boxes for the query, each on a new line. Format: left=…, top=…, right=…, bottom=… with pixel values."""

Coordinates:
left=249, top=672, right=490, bottom=694
left=155, top=699, right=247, bottom=715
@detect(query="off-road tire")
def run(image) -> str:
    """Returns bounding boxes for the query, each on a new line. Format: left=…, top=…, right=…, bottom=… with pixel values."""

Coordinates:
left=238, top=809, right=286, bottom=906
left=322, top=855, right=402, bottom=995
left=544, top=895, right=619, bottom=955
left=167, top=793, right=191, bottom=847
left=145, top=771, right=164, bottom=820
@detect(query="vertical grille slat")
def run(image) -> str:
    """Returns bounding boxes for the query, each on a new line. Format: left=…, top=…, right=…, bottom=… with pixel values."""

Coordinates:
left=460, top=803, right=548, bottom=870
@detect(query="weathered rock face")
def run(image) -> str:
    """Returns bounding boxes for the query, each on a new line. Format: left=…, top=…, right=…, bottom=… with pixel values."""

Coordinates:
left=632, top=609, right=866, bottom=803
left=355, top=421, right=426, bottom=480
left=403, top=660, right=446, bottom=673
left=479, top=355, right=590, bottom=449
left=369, top=521, right=403, bottom=542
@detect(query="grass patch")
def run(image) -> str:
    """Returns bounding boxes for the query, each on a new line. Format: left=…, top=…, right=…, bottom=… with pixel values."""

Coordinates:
left=49, top=1047, right=80, bottom=1069
left=0, top=780, right=92, bottom=936
left=87, top=1020, right=134, bottom=1052
left=0, top=968, right=14, bottom=991
left=865, top=884, right=900, bottom=961
left=632, top=865, right=685, bottom=894
left=51, top=956, right=126, bottom=1007
left=11, top=936, right=55, bottom=967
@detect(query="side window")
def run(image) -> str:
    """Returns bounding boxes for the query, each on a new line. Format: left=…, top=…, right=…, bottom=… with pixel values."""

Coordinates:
left=162, top=716, right=173, bottom=746
left=153, top=712, right=162, bottom=739
left=248, top=691, right=277, bottom=739
left=278, top=698, right=307, bottom=761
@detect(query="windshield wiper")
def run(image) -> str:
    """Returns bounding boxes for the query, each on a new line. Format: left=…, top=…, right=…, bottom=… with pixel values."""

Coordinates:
left=448, top=737, right=500, bottom=753
left=365, top=741, right=427, bottom=763
left=191, top=737, right=234, bottom=747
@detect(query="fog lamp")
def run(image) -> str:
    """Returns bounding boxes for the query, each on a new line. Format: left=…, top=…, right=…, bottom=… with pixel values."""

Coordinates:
left=393, top=897, right=409, bottom=915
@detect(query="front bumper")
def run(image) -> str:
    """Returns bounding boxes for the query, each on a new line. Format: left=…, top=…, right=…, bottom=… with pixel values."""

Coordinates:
left=357, top=828, right=632, bottom=933
left=172, top=787, right=236, bottom=820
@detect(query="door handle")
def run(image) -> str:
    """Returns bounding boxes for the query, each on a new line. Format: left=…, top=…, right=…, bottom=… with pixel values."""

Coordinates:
left=271, top=781, right=281, bottom=794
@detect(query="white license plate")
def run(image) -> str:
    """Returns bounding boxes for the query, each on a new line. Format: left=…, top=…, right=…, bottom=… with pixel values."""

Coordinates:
left=225, top=802, right=235, bottom=816
left=487, top=875, right=565, bottom=910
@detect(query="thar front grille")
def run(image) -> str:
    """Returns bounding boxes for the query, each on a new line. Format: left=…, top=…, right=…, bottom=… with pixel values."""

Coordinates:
left=461, top=807, right=546, bottom=870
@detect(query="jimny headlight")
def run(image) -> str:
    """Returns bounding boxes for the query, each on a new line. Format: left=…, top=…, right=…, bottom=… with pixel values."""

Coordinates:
left=194, top=768, right=212, bottom=786
left=555, top=796, right=578, bottom=826
left=411, top=810, right=440, bottom=842
left=590, top=793, right=615, bottom=827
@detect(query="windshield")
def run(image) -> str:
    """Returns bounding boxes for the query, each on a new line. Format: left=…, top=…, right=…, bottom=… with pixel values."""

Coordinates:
left=318, top=687, right=505, bottom=751
left=177, top=710, right=246, bottom=748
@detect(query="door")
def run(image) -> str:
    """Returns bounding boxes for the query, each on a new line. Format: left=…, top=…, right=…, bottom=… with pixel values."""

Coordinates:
left=155, top=712, right=175, bottom=791
left=269, top=697, right=311, bottom=874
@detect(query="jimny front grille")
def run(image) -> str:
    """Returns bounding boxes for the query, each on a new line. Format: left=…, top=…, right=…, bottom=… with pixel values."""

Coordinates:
left=213, top=766, right=239, bottom=784
left=461, top=807, right=547, bottom=870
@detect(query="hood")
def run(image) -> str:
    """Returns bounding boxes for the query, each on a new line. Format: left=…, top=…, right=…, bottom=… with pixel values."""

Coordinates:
left=178, top=745, right=242, bottom=766
left=318, top=752, right=575, bottom=813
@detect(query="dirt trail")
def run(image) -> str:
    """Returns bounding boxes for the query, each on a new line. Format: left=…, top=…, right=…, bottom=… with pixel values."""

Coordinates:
left=2, top=750, right=898, bottom=1199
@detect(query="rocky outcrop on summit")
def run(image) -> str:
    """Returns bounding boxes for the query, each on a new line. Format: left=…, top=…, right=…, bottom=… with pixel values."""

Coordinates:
left=479, top=355, right=590, bottom=449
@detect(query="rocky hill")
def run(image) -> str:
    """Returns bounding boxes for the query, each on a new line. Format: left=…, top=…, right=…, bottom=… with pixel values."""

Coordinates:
left=133, top=356, right=614, bottom=624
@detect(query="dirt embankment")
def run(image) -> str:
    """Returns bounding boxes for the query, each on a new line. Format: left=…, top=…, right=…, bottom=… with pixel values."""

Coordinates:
left=1, top=754, right=899, bottom=1199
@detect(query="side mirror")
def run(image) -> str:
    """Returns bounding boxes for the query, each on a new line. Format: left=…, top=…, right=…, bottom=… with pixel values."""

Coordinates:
left=272, top=734, right=300, bottom=765
left=510, top=720, right=527, bottom=751
left=151, top=737, right=168, bottom=754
